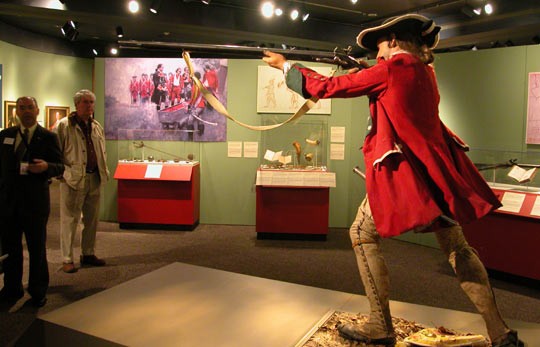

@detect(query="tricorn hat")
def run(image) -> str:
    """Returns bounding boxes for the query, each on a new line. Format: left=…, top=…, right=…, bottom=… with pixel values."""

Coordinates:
left=357, top=14, right=441, bottom=51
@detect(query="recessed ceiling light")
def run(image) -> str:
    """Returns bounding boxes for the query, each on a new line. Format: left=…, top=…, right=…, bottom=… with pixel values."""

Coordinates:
left=128, top=0, right=140, bottom=13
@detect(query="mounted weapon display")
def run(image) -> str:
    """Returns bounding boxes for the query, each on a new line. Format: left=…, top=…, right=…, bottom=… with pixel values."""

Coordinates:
left=118, top=40, right=367, bottom=70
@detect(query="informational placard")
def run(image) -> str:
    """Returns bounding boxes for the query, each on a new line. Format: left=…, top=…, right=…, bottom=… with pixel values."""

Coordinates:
left=330, top=143, right=345, bottom=160
left=526, top=72, right=540, bottom=144
left=497, top=191, right=526, bottom=213
left=144, top=164, right=163, bottom=178
left=330, top=126, right=345, bottom=143
left=243, top=141, right=259, bottom=158
left=530, top=196, right=540, bottom=216
left=227, top=141, right=242, bottom=157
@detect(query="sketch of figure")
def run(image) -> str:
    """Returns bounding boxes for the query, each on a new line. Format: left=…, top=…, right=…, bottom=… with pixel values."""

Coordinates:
left=289, top=90, right=299, bottom=109
left=263, top=77, right=277, bottom=108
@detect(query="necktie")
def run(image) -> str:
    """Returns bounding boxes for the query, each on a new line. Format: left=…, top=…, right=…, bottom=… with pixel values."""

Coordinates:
left=15, top=128, right=29, bottom=161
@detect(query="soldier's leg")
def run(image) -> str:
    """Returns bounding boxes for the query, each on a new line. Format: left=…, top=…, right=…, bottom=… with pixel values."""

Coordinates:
left=338, top=197, right=395, bottom=345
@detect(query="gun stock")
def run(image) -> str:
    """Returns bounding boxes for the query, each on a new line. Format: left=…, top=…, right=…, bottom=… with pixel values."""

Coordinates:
left=118, top=40, right=366, bottom=70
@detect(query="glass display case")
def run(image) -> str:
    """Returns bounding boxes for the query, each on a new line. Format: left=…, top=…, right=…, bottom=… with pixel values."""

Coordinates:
left=469, top=148, right=540, bottom=192
left=259, top=118, right=328, bottom=171
left=117, top=129, right=200, bottom=164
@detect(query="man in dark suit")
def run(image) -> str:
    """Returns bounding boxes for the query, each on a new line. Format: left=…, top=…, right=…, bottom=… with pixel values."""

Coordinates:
left=0, top=96, right=64, bottom=308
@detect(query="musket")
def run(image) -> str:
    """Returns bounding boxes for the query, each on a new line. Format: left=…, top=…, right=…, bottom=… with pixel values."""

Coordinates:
left=118, top=40, right=366, bottom=70
left=475, top=158, right=540, bottom=171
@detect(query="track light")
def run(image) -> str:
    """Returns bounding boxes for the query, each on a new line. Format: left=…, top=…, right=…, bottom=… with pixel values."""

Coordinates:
left=201, top=0, right=211, bottom=4
left=484, top=3, right=493, bottom=15
left=60, top=20, right=78, bottom=41
left=302, top=13, right=309, bottom=22
left=461, top=6, right=476, bottom=18
left=149, top=0, right=161, bottom=14
left=261, top=2, right=273, bottom=18
left=290, top=9, right=299, bottom=20
left=128, top=0, right=139, bottom=13
left=116, top=26, right=124, bottom=38
left=92, top=48, right=99, bottom=56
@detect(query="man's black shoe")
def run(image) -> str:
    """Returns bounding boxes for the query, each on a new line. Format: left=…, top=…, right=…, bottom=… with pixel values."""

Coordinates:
left=337, top=323, right=396, bottom=345
left=0, top=288, right=24, bottom=302
left=30, top=296, right=47, bottom=308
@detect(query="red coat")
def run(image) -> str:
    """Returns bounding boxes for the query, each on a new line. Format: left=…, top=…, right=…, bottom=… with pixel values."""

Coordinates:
left=286, top=52, right=500, bottom=237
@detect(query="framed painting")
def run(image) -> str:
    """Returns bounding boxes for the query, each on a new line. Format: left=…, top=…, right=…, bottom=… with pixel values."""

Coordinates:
left=45, top=106, right=70, bottom=131
left=3, top=100, right=17, bottom=128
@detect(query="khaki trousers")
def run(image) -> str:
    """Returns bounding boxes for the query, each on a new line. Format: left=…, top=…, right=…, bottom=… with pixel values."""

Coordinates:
left=59, top=173, right=101, bottom=263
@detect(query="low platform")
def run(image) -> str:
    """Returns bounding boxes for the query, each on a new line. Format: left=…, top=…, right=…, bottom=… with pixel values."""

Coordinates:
left=15, top=263, right=539, bottom=346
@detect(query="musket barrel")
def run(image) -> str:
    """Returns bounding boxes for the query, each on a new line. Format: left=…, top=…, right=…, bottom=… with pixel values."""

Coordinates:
left=118, top=40, right=365, bottom=69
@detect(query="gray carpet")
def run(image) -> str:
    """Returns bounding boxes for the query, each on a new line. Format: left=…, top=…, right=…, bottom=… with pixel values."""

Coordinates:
left=1, top=181, right=539, bottom=346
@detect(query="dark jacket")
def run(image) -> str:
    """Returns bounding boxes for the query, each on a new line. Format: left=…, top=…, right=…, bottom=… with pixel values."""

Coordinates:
left=0, top=125, right=64, bottom=218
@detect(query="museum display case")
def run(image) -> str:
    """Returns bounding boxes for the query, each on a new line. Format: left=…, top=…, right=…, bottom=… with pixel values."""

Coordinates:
left=255, top=120, right=335, bottom=238
left=259, top=119, right=328, bottom=170
left=114, top=132, right=200, bottom=229
left=464, top=149, right=540, bottom=280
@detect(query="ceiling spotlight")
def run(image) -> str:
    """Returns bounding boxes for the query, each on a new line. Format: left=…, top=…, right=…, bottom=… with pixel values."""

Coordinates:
left=275, top=8, right=283, bottom=16
left=461, top=6, right=476, bottom=18
left=201, top=0, right=211, bottom=4
left=484, top=3, right=493, bottom=15
left=473, top=7, right=482, bottom=15
left=116, top=26, right=124, bottom=38
left=128, top=0, right=139, bottom=13
left=110, top=47, right=119, bottom=55
left=149, top=0, right=161, bottom=13
left=60, top=20, right=78, bottom=41
left=92, top=48, right=98, bottom=56
left=302, top=13, right=309, bottom=22
left=351, top=0, right=358, bottom=3
left=261, top=2, right=274, bottom=18
left=290, top=9, right=299, bottom=20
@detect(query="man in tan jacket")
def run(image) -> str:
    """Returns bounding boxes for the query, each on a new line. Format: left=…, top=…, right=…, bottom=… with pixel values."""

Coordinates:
left=55, top=89, right=109, bottom=273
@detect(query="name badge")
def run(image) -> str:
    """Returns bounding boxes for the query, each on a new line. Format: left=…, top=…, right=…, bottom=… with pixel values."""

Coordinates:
left=20, top=161, right=29, bottom=175
left=3, top=137, right=15, bottom=145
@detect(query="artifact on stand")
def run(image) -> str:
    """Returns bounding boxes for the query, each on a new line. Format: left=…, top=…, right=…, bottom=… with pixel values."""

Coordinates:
left=292, top=141, right=302, bottom=167
left=305, top=138, right=320, bottom=168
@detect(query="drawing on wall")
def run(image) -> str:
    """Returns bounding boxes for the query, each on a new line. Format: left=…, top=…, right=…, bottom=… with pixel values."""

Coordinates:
left=257, top=65, right=332, bottom=114
left=105, top=57, right=228, bottom=142
left=526, top=72, right=540, bottom=144
left=45, top=106, right=69, bottom=131
left=3, top=100, right=17, bottom=128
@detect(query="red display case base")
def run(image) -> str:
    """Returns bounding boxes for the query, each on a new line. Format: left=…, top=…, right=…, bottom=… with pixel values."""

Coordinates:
left=114, top=162, right=200, bottom=229
left=462, top=187, right=540, bottom=281
left=256, top=186, right=329, bottom=238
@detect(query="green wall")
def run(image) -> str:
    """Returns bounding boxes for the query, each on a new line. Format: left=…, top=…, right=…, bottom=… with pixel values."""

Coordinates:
left=0, top=40, right=93, bottom=124
left=4, top=39, right=540, bottom=243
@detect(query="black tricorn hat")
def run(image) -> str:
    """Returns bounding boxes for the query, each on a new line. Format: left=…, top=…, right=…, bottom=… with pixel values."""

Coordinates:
left=357, top=14, right=441, bottom=51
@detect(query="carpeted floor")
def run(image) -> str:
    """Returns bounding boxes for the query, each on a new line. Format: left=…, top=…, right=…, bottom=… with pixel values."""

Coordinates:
left=1, top=181, right=539, bottom=346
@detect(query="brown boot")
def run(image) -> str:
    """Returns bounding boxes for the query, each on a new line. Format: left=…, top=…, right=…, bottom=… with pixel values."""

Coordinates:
left=62, top=262, right=78, bottom=273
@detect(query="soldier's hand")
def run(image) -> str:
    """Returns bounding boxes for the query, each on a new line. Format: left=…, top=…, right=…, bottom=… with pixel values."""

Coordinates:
left=263, top=50, right=287, bottom=71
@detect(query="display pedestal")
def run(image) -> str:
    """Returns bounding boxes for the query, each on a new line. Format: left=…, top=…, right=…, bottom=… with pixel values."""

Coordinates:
left=255, top=169, right=335, bottom=239
left=114, top=161, right=200, bottom=230
left=463, top=187, right=540, bottom=280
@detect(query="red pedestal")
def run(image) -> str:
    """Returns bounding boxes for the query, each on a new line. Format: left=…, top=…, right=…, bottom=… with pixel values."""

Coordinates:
left=256, top=186, right=329, bottom=237
left=114, top=162, right=200, bottom=229
left=463, top=188, right=540, bottom=280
